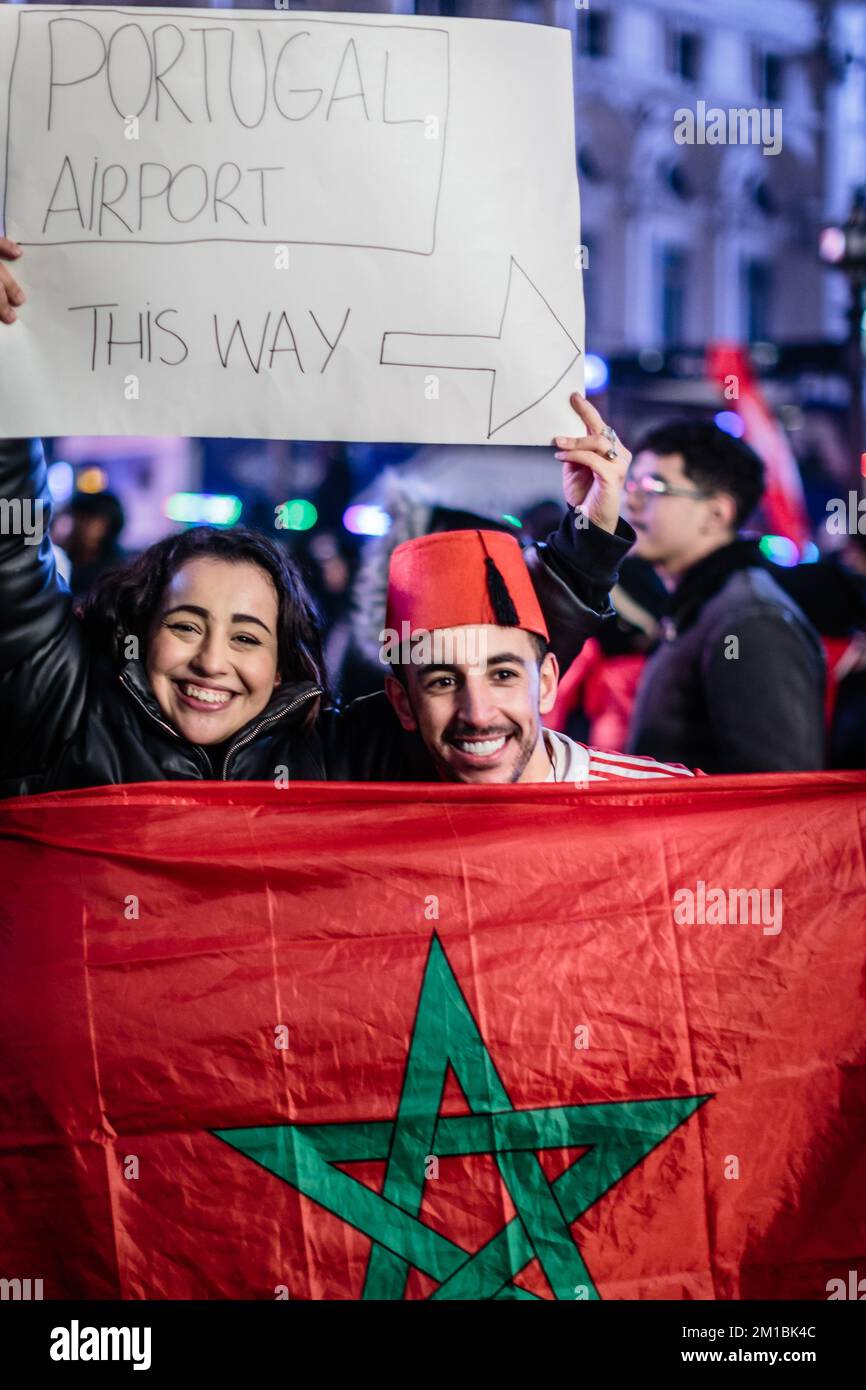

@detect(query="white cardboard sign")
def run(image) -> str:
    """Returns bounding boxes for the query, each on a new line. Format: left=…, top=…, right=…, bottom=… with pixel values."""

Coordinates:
left=0, top=6, right=583, bottom=443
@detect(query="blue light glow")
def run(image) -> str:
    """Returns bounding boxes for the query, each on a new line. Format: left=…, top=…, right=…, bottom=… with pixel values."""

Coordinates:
left=584, top=353, right=609, bottom=394
left=47, top=461, right=74, bottom=505
left=714, top=411, right=746, bottom=438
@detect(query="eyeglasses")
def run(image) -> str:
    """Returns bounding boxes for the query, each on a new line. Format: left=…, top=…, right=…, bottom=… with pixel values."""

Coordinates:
left=624, top=476, right=713, bottom=500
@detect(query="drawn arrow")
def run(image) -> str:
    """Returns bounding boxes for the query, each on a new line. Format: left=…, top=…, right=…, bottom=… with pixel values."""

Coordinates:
left=379, top=257, right=581, bottom=439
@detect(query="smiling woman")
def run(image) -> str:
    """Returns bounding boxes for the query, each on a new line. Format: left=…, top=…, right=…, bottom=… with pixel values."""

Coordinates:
left=80, top=527, right=322, bottom=759
left=0, top=428, right=373, bottom=792
left=144, top=557, right=283, bottom=746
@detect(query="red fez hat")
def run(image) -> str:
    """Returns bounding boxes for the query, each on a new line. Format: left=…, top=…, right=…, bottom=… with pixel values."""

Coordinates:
left=385, top=529, right=549, bottom=640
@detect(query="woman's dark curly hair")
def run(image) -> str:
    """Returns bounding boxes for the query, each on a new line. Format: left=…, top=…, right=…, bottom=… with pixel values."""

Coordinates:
left=80, top=526, right=325, bottom=728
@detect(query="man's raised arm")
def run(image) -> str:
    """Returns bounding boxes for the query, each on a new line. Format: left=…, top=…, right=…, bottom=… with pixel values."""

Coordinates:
left=527, top=391, right=635, bottom=672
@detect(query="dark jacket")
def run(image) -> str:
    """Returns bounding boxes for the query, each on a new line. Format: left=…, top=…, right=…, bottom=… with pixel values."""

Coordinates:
left=0, top=437, right=633, bottom=796
left=627, top=540, right=826, bottom=773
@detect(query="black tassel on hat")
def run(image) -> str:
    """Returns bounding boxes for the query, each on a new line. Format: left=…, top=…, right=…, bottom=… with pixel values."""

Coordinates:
left=479, top=532, right=520, bottom=626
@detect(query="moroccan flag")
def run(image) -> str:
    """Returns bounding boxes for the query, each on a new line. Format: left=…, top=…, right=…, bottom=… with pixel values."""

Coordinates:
left=1, top=776, right=865, bottom=1301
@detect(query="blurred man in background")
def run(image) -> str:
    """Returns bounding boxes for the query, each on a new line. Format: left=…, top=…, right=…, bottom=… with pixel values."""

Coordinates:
left=51, top=489, right=126, bottom=599
left=624, top=422, right=825, bottom=773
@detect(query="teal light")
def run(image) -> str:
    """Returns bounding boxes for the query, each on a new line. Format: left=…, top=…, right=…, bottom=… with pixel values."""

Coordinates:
left=164, top=493, right=242, bottom=527
left=502, top=514, right=522, bottom=528
left=278, top=499, right=318, bottom=531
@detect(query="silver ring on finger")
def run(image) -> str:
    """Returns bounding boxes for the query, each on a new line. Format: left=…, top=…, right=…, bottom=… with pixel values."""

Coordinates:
left=601, top=423, right=618, bottom=459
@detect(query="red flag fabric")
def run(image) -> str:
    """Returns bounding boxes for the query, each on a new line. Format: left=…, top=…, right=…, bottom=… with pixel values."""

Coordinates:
left=1, top=776, right=864, bottom=1301
left=706, top=342, right=811, bottom=550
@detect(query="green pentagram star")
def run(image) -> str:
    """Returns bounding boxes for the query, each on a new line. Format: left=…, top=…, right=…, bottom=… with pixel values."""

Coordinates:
left=215, top=934, right=710, bottom=1300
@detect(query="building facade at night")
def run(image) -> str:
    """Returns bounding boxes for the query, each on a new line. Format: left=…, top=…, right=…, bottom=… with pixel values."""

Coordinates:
left=369, top=0, right=866, bottom=358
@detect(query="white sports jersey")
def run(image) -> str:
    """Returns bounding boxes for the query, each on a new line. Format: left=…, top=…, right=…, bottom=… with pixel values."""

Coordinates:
left=543, top=729, right=695, bottom=783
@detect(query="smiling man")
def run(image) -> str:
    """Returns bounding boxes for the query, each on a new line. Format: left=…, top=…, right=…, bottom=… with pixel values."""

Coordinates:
left=383, top=527, right=693, bottom=785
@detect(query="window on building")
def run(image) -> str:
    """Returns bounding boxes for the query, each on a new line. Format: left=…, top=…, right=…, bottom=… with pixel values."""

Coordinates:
left=577, top=10, right=610, bottom=59
left=668, top=30, right=701, bottom=82
left=755, top=50, right=785, bottom=103
left=659, top=162, right=692, bottom=200
left=750, top=178, right=778, bottom=218
left=743, top=259, right=774, bottom=342
left=660, top=247, right=689, bottom=345
left=578, top=146, right=603, bottom=183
